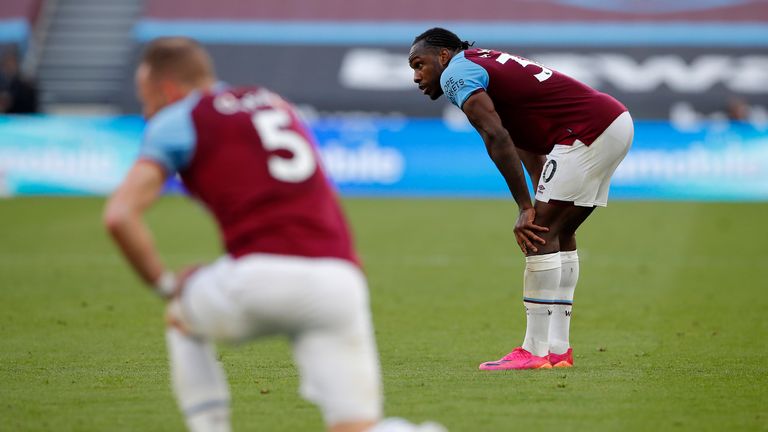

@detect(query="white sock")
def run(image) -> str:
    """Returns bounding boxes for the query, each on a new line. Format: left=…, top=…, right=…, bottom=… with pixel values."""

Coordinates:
left=521, top=252, right=561, bottom=357
left=549, top=250, right=578, bottom=355
left=367, top=417, right=447, bottom=432
left=166, top=328, right=231, bottom=432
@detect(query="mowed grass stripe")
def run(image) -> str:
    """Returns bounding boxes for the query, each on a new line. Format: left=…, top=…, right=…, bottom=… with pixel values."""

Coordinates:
left=0, top=197, right=766, bottom=431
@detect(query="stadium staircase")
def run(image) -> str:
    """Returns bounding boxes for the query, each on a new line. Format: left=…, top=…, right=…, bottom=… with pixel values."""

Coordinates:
left=32, top=0, right=143, bottom=112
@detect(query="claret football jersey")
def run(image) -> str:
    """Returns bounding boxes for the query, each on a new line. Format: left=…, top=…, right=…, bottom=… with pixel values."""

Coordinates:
left=139, top=86, right=359, bottom=265
left=441, top=48, right=627, bottom=155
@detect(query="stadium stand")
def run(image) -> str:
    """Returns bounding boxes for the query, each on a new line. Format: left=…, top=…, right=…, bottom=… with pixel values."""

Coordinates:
left=33, top=0, right=142, bottom=108
left=15, top=0, right=768, bottom=118
left=141, top=0, right=768, bottom=21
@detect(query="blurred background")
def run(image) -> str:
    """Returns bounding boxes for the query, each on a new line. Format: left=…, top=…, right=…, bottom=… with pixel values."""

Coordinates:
left=1, top=4, right=767, bottom=430
left=0, top=0, right=767, bottom=198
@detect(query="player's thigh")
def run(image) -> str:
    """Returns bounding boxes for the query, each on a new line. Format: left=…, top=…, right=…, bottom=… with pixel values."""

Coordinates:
left=290, top=264, right=382, bottom=425
left=166, top=257, right=252, bottom=342
left=533, top=200, right=595, bottom=236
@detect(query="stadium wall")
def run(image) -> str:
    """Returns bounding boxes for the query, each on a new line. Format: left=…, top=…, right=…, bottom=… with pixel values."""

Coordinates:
left=118, top=43, right=768, bottom=121
left=141, top=0, right=768, bottom=22
left=121, top=0, right=768, bottom=120
left=0, top=115, right=766, bottom=201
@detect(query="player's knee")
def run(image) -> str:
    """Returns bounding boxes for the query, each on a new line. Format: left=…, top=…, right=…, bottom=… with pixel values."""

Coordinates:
left=165, top=300, right=192, bottom=334
left=328, top=420, right=377, bottom=432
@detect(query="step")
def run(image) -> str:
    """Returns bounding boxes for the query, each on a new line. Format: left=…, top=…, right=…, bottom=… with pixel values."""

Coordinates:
left=39, top=56, right=127, bottom=67
left=44, top=103, right=123, bottom=115
left=48, top=18, right=137, bottom=30
left=54, top=4, right=142, bottom=14
left=42, top=80, right=122, bottom=92
left=35, top=0, right=144, bottom=109
left=43, top=44, right=133, bottom=55
left=42, top=29, right=134, bottom=40
left=38, top=67, right=127, bottom=80
left=41, top=93, right=120, bottom=105
left=42, top=32, right=131, bottom=43
left=53, top=9, right=141, bottom=21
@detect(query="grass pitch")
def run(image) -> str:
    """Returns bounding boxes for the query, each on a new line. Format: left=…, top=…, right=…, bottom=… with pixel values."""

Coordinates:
left=1, top=197, right=766, bottom=431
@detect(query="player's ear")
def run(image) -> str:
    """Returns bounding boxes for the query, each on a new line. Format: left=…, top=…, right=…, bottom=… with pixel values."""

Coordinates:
left=439, top=48, right=452, bottom=67
left=159, top=79, right=183, bottom=103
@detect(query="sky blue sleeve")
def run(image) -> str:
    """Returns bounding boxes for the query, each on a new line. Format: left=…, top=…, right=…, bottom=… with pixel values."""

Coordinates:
left=440, top=56, right=490, bottom=108
left=139, top=100, right=197, bottom=174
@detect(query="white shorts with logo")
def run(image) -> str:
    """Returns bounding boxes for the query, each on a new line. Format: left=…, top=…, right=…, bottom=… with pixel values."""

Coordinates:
left=535, top=111, right=634, bottom=207
left=167, top=254, right=382, bottom=425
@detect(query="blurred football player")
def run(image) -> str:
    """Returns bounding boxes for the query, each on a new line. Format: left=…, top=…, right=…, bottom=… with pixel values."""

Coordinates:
left=408, top=28, right=633, bottom=370
left=104, top=37, right=444, bottom=432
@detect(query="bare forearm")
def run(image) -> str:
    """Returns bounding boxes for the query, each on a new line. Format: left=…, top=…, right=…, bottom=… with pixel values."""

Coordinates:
left=103, top=161, right=170, bottom=292
left=519, top=151, right=546, bottom=191
left=530, top=162, right=544, bottom=191
left=462, top=92, right=534, bottom=209
left=485, top=134, right=533, bottom=210
left=107, top=215, right=165, bottom=286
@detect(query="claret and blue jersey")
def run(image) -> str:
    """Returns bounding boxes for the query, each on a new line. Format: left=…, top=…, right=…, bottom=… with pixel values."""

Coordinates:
left=138, top=86, right=359, bottom=265
left=440, top=51, right=490, bottom=109
left=440, top=48, right=627, bottom=155
left=140, top=90, right=201, bottom=174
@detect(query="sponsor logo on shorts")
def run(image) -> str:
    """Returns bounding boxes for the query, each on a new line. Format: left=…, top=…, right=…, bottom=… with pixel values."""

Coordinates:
left=543, top=160, right=558, bottom=183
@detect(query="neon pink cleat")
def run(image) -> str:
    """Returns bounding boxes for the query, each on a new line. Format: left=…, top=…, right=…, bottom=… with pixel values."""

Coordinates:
left=478, top=347, right=552, bottom=371
left=548, top=348, right=573, bottom=368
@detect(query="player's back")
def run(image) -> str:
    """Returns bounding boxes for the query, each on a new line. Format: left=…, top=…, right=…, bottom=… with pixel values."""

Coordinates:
left=446, top=49, right=627, bottom=155
left=152, top=86, right=358, bottom=265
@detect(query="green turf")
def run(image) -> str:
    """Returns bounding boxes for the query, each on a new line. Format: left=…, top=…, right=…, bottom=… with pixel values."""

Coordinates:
left=1, top=197, right=766, bottom=431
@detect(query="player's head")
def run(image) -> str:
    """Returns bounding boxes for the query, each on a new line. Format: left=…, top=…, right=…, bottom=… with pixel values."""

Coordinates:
left=408, top=28, right=472, bottom=100
left=135, top=37, right=216, bottom=119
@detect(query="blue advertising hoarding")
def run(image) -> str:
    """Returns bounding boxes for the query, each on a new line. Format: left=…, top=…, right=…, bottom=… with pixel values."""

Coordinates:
left=0, top=116, right=143, bottom=195
left=0, top=115, right=766, bottom=200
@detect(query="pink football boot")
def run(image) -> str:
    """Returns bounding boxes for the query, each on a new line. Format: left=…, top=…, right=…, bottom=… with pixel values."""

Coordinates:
left=548, top=348, right=574, bottom=368
left=479, top=347, right=552, bottom=371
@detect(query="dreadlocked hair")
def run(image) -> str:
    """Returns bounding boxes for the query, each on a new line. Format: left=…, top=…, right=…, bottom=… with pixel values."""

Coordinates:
left=412, top=27, right=474, bottom=51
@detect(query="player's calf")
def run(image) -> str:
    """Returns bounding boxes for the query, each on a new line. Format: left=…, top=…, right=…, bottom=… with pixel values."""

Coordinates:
left=548, top=249, right=578, bottom=358
left=166, top=328, right=231, bottom=432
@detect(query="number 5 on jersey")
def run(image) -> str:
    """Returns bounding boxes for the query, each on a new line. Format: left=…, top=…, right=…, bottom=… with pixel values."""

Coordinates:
left=252, top=109, right=317, bottom=183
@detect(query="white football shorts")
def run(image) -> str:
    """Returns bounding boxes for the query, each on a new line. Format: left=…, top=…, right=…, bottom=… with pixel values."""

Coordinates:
left=535, top=111, right=634, bottom=207
left=166, top=253, right=382, bottom=425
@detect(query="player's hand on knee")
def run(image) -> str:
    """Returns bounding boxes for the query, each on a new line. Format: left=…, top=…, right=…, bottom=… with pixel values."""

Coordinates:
left=161, top=264, right=205, bottom=335
left=514, top=208, right=549, bottom=254
left=154, top=264, right=200, bottom=300
left=165, top=301, right=192, bottom=335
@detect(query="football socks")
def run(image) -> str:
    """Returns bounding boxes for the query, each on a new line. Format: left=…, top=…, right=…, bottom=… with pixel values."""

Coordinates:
left=549, top=250, right=578, bottom=355
left=521, top=252, right=561, bottom=357
left=166, top=328, right=231, bottom=432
